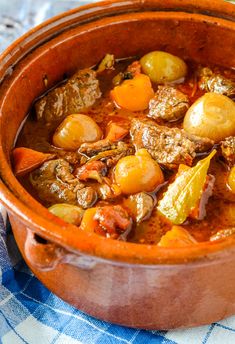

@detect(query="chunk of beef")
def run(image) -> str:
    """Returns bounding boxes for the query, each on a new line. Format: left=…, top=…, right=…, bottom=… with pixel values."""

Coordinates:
left=79, top=141, right=134, bottom=167
left=97, top=178, right=121, bottom=200
left=35, top=69, right=101, bottom=123
left=30, top=159, right=83, bottom=205
left=79, top=140, right=116, bottom=157
left=94, top=205, right=132, bottom=239
left=130, top=119, right=214, bottom=169
left=148, top=86, right=189, bottom=122
left=105, top=143, right=135, bottom=168
left=30, top=159, right=97, bottom=208
left=75, top=161, right=107, bottom=183
left=221, top=137, right=235, bottom=167
left=76, top=187, right=98, bottom=209
left=127, top=192, right=155, bottom=223
left=97, top=54, right=115, bottom=73
left=79, top=123, right=129, bottom=157
left=198, top=67, right=235, bottom=97
left=126, top=61, right=141, bottom=77
left=112, top=61, right=141, bottom=85
left=50, top=148, right=80, bottom=165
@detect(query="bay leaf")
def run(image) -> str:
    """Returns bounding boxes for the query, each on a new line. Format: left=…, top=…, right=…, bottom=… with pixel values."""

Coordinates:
left=157, top=150, right=216, bottom=224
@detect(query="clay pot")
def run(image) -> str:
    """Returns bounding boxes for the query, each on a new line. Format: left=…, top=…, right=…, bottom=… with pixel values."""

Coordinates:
left=0, top=0, right=235, bottom=329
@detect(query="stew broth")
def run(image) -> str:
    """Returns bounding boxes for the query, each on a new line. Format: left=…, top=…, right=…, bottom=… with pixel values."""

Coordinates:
left=14, top=54, right=235, bottom=246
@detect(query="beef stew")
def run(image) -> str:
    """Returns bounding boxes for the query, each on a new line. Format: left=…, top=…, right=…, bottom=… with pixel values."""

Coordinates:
left=13, top=51, right=235, bottom=246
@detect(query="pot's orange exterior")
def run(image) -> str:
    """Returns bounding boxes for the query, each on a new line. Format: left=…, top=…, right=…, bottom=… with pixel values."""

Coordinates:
left=0, top=0, right=235, bottom=329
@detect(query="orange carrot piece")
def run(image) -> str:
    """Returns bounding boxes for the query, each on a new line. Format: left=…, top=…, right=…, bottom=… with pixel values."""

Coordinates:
left=158, top=226, right=197, bottom=248
left=80, top=208, right=101, bottom=233
left=110, top=74, right=154, bottom=111
left=106, top=123, right=128, bottom=142
left=12, top=147, right=55, bottom=176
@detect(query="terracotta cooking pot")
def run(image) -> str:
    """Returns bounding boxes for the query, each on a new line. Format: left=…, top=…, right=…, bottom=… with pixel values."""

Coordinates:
left=0, top=0, right=235, bottom=330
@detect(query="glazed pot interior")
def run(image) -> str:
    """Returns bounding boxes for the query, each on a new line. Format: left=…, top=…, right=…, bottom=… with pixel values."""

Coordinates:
left=1, top=0, right=235, bottom=264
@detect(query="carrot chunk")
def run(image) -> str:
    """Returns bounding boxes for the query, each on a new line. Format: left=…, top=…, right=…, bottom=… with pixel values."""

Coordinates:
left=158, top=226, right=197, bottom=248
left=12, top=147, right=55, bottom=176
left=106, top=123, right=128, bottom=142
left=110, top=74, right=154, bottom=111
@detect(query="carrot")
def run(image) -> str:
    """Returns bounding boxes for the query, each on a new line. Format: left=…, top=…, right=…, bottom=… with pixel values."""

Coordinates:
left=106, top=123, right=128, bottom=142
left=80, top=208, right=101, bottom=234
left=12, top=147, right=55, bottom=176
left=110, top=73, right=154, bottom=111
left=158, top=226, right=197, bottom=248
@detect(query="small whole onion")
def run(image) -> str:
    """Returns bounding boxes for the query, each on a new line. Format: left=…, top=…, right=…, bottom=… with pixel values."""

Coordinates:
left=53, top=114, right=102, bottom=150
left=114, top=149, right=164, bottom=195
left=140, top=51, right=187, bottom=83
left=183, top=92, right=235, bottom=142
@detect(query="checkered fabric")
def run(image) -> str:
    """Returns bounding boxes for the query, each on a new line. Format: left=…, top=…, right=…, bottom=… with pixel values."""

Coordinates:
left=1, top=208, right=235, bottom=344
left=1, top=0, right=235, bottom=343
left=1, top=203, right=235, bottom=344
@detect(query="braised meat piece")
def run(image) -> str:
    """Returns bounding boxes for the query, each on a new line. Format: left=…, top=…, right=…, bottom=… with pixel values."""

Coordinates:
left=30, top=159, right=83, bottom=205
left=94, top=205, right=132, bottom=239
left=130, top=119, right=214, bottom=168
left=127, top=192, right=155, bottom=223
left=221, top=136, right=235, bottom=166
left=97, top=54, right=115, bottom=73
left=50, top=148, right=80, bottom=165
left=79, top=140, right=117, bottom=157
left=35, top=69, right=101, bottom=123
left=126, top=61, right=141, bottom=77
left=30, top=159, right=97, bottom=208
left=148, top=86, right=189, bottom=122
left=79, top=123, right=129, bottom=157
left=105, top=143, right=135, bottom=168
left=79, top=141, right=134, bottom=167
left=75, top=161, right=107, bottom=183
left=198, top=67, right=235, bottom=97
left=112, top=61, right=141, bottom=85
left=76, top=186, right=98, bottom=209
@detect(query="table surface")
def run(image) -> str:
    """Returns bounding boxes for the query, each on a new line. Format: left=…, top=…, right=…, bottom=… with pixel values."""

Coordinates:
left=1, top=1, right=235, bottom=344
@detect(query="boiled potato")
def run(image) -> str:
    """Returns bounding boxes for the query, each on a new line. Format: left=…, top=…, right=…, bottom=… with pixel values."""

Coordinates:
left=228, top=167, right=235, bottom=194
left=53, top=114, right=102, bottom=150
left=48, top=204, right=84, bottom=225
left=183, top=93, right=235, bottom=142
left=140, top=51, right=187, bottom=83
left=114, top=149, right=164, bottom=195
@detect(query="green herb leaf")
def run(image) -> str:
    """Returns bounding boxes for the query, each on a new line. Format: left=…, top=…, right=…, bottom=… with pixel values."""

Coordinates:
left=157, top=150, right=216, bottom=224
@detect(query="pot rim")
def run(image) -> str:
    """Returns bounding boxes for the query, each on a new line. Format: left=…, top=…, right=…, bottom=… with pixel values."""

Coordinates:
left=0, top=0, right=235, bottom=266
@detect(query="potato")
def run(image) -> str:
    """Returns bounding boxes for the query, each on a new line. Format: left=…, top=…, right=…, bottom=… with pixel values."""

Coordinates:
left=228, top=167, right=235, bottom=194
left=114, top=149, right=164, bottom=195
left=48, top=204, right=84, bottom=225
left=53, top=114, right=102, bottom=150
left=140, top=51, right=187, bottom=83
left=183, top=93, right=235, bottom=142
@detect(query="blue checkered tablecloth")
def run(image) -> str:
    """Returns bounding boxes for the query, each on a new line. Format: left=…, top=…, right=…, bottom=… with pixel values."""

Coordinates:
left=1, top=1, right=235, bottom=343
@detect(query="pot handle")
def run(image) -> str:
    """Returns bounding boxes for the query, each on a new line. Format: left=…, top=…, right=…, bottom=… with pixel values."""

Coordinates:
left=24, top=228, right=66, bottom=271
